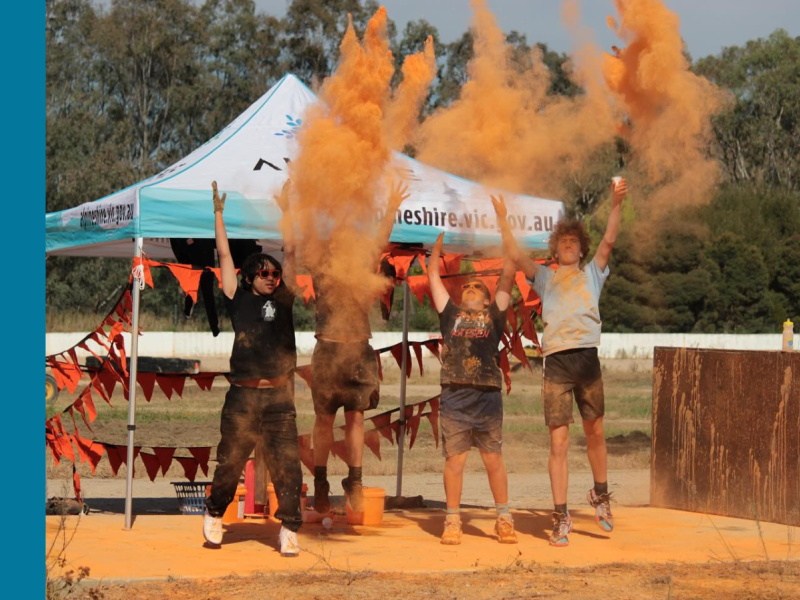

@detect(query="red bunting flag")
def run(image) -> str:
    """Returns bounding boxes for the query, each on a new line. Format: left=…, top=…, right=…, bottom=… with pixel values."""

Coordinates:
left=510, top=333, right=532, bottom=371
left=427, top=397, right=440, bottom=448
left=137, top=372, right=157, bottom=401
left=406, top=275, right=432, bottom=307
left=191, top=373, right=216, bottom=391
left=155, top=375, right=185, bottom=400
left=104, top=444, right=124, bottom=476
left=500, top=350, right=512, bottom=395
left=175, top=456, right=199, bottom=482
left=165, top=263, right=204, bottom=303
left=330, top=440, right=348, bottom=463
left=188, top=447, right=212, bottom=477
left=78, top=341, right=104, bottom=363
left=117, top=444, right=141, bottom=466
left=73, top=467, right=82, bottom=504
left=425, top=339, right=442, bottom=361
left=371, top=413, right=394, bottom=444
left=364, top=429, right=382, bottom=460
left=441, top=253, right=464, bottom=275
left=389, top=344, right=412, bottom=378
left=139, top=452, right=162, bottom=482
left=407, top=413, right=422, bottom=449
left=153, top=447, right=176, bottom=475
left=412, top=342, right=425, bottom=376
left=390, top=420, right=402, bottom=445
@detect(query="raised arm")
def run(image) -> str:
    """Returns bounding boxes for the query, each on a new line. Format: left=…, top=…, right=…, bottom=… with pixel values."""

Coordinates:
left=427, top=232, right=450, bottom=313
left=274, top=180, right=300, bottom=296
left=373, top=181, right=410, bottom=263
left=593, top=178, right=628, bottom=271
left=212, top=181, right=237, bottom=299
left=491, top=194, right=538, bottom=279
left=494, top=255, right=516, bottom=312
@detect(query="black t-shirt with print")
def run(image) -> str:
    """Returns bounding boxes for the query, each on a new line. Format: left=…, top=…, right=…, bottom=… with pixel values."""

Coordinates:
left=224, top=285, right=296, bottom=381
left=438, top=299, right=507, bottom=389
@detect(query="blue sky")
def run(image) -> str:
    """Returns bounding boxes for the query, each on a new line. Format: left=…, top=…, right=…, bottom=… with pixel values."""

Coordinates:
left=254, top=0, right=799, bottom=60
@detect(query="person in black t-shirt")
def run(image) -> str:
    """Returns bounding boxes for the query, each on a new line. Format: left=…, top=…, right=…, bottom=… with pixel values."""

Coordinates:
left=203, top=181, right=303, bottom=558
left=427, top=232, right=518, bottom=546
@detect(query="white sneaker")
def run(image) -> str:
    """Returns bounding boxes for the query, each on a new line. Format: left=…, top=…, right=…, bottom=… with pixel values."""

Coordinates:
left=279, top=526, right=300, bottom=557
left=203, top=508, right=223, bottom=545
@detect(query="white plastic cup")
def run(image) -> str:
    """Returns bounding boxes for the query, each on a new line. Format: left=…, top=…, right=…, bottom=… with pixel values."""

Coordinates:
left=612, top=176, right=622, bottom=191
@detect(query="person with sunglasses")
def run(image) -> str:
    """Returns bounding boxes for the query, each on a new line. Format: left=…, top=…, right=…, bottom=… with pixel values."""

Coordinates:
left=203, top=181, right=303, bottom=558
left=427, top=232, right=518, bottom=546
left=491, top=179, right=628, bottom=548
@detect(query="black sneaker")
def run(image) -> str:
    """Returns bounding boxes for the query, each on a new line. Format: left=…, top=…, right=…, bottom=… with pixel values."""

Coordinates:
left=314, top=478, right=331, bottom=514
left=341, top=476, right=364, bottom=513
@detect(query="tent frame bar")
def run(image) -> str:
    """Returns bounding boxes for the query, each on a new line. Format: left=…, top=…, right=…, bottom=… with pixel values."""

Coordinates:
left=395, top=281, right=411, bottom=498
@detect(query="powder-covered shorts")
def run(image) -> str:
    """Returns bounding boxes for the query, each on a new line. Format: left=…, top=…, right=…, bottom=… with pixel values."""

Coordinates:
left=440, top=384, right=503, bottom=458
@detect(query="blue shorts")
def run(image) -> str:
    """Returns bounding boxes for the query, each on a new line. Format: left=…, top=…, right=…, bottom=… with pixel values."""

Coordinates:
left=440, top=384, right=503, bottom=458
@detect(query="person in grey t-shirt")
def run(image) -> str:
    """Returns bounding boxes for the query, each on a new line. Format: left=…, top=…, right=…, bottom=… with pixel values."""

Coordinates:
left=492, top=177, right=628, bottom=548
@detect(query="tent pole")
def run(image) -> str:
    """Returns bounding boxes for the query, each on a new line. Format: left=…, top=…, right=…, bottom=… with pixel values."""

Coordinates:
left=395, top=281, right=411, bottom=498
left=124, top=237, right=144, bottom=530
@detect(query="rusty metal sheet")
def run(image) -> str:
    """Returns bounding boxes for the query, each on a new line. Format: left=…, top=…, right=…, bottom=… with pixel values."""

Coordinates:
left=651, top=347, right=799, bottom=526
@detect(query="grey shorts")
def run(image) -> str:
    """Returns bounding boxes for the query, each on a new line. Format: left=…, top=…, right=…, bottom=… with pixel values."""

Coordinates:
left=311, top=340, right=380, bottom=415
left=542, top=348, right=605, bottom=427
left=440, top=384, right=503, bottom=458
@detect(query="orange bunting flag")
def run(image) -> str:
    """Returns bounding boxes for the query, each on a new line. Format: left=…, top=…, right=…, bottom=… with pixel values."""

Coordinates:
left=132, top=256, right=154, bottom=288
left=294, top=275, right=316, bottom=304
left=73, top=467, right=82, bottom=504
left=137, top=372, right=157, bottom=401
left=389, top=344, right=412, bottom=378
left=388, top=252, right=416, bottom=279
left=49, top=358, right=83, bottom=394
left=175, top=456, right=199, bottom=482
left=407, top=275, right=431, bottom=307
left=364, top=429, right=382, bottom=460
left=441, top=253, right=464, bottom=275
left=73, top=435, right=104, bottom=475
left=188, top=447, right=212, bottom=477
left=139, top=452, right=162, bottom=482
left=165, top=263, right=204, bottom=303
left=515, top=271, right=532, bottom=302
left=153, top=447, right=176, bottom=475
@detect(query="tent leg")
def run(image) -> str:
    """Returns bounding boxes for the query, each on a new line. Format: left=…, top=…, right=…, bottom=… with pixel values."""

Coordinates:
left=395, top=281, right=411, bottom=498
left=124, top=238, right=144, bottom=530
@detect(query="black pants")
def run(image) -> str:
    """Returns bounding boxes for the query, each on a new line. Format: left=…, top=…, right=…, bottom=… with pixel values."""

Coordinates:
left=206, top=381, right=303, bottom=532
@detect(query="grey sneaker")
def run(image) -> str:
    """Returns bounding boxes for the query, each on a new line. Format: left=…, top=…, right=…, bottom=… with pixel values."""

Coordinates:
left=587, top=488, right=614, bottom=532
left=549, top=511, right=573, bottom=547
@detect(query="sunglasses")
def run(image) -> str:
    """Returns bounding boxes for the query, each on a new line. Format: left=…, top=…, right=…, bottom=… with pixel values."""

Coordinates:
left=462, top=282, right=487, bottom=292
left=255, top=269, right=282, bottom=280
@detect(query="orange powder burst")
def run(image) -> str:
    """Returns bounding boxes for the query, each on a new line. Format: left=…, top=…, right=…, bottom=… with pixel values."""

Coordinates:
left=286, top=7, right=435, bottom=337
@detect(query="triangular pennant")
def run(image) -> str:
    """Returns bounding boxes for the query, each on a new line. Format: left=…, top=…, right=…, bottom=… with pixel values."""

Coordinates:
left=416, top=251, right=428, bottom=273
left=191, top=373, right=216, bottom=391
left=515, top=271, right=533, bottom=302
left=364, top=429, right=382, bottom=460
left=389, top=252, right=416, bottom=279
left=74, top=436, right=104, bottom=475
left=188, top=447, right=211, bottom=477
left=153, top=447, right=176, bottom=475
left=294, top=275, right=316, bottom=304
left=500, top=350, right=512, bottom=395
left=370, top=413, right=394, bottom=444
left=175, top=456, right=199, bottom=482
left=412, top=342, right=424, bottom=376
left=139, top=452, right=162, bottom=482
left=407, top=413, right=422, bottom=449
left=426, top=397, right=440, bottom=448
left=510, top=333, right=532, bottom=371
left=52, top=416, right=76, bottom=463
left=73, top=467, right=82, bottom=504
left=389, top=344, right=412, bottom=378
left=104, top=444, right=124, bottom=476
left=165, top=263, right=204, bottom=303
left=390, top=420, right=402, bottom=445
left=155, top=375, right=185, bottom=400
left=472, top=258, right=504, bottom=273
left=116, top=444, right=141, bottom=466
left=97, top=363, right=118, bottom=400
left=441, top=253, right=464, bottom=276
left=406, top=275, right=432, bottom=307
left=77, top=341, right=104, bottom=363
left=137, top=372, right=157, bottom=401
left=330, top=440, right=349, bottom=463
left=425, top=339, right=442, bottom=361
left=48, top=358, right=83, bottom=394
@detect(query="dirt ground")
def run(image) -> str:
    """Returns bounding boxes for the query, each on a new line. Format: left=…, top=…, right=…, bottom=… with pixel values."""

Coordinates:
left=65, top=560, right=800, bottom=600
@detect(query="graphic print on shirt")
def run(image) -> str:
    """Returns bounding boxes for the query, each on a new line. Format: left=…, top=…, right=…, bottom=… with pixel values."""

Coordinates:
left=262, top=300, right=276, bottom=322
left=451, top=310, right=490, bottom=338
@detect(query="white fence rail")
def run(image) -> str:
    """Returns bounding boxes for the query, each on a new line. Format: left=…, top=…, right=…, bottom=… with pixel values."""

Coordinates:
left=45, top=331, right=793, bottom=360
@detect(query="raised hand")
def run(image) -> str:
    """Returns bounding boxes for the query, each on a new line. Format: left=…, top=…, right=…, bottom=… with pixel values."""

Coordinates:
left=490, top=194, right=508, bottom=221
left=611, top=178, right=628, bottom=206
left=212, top=181, right=226, bottom=213
left=388, top=180, right=410, bottom=212
left=432, top=231, right=444, bottom=256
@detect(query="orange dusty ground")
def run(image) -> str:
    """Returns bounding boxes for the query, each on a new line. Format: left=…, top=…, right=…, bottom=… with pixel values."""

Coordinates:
left=47, top=507, right=797, bottom=581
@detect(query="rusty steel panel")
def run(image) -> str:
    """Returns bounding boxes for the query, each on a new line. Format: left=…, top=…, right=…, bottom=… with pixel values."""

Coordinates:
left=651, top=347, right=800, bottom=526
